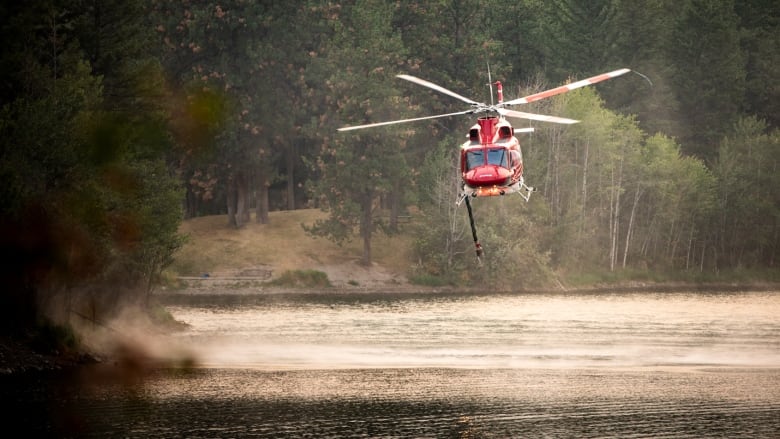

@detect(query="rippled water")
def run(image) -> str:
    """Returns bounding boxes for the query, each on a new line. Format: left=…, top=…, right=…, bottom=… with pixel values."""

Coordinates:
left=4, top=290, right=780, bottom=437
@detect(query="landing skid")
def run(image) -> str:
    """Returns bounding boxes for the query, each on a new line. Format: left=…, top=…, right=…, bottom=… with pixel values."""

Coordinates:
left=455, top=179, right=536, bottom=206
left=516, top=181, right=536, bottom=202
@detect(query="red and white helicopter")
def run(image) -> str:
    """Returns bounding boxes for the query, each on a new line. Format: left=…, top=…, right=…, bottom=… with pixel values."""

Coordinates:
left=339, top=68, right=632, bottom=258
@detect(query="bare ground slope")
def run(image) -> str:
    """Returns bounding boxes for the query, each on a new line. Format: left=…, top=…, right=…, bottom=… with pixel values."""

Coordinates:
left=170, top=209, right=416, bottom=291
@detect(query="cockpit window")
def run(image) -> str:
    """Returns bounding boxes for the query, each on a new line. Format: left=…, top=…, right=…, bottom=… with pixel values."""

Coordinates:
left=466, top=150, right=484, bottom=170
left=487, top=148, right=508, bottom=168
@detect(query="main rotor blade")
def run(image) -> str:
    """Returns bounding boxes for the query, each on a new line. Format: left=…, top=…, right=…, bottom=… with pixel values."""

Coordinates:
left=338, top=110, right=473, bottom=132
left=396, top=74, right=481, bottom=106
left=502, top=68, right=631, bottom=106
left=498, top=108, right=579, bottom=124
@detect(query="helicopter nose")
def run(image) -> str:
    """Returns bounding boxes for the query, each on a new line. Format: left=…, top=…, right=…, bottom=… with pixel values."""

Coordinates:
left=471, top=166, right=511, bottom=185
left=476, top=168, right=498, bottom=180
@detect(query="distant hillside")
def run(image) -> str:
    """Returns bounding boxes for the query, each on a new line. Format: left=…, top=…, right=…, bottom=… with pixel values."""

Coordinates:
left=169, top=209, right=415, bottom=289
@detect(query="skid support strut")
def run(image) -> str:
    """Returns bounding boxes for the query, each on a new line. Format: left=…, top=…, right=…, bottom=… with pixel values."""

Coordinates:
left=464, top=196, right=483, bottom=261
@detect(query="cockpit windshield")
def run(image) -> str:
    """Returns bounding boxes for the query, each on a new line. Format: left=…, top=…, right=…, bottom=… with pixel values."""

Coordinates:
left=466, top=148, right=510, bottom=170
left=466, top=150, right=484, bottom=170
left=487, top=148, right=508, bottom=168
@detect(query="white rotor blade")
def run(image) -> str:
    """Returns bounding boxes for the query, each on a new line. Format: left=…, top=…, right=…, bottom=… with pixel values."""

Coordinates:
left=498, top=108, right=579, bottom=124
left=396, top=74, right=481, bottom=106
left=338, top=110, right=473, bottom=132
left=503, top=68, right=631, bottom=106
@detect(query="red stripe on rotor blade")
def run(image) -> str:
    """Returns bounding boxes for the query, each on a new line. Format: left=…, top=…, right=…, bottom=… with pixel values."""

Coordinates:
left=586, top=73, right=612, bottom=84
left=521, top=69, right=629, bottom=104
left=523, top=86, right=570, bottom=103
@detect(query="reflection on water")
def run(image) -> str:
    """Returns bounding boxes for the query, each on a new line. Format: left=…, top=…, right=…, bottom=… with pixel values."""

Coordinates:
left=3, top=290, right=780, bottom=437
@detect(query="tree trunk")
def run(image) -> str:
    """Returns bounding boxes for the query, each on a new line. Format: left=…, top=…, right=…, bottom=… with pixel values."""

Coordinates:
left=389, top=183, right=400, bottom=233
left=700, top=242, right=706, bottom=272
left=667, top=217, right=677, bottom=261
left=286, top=142, right=296, bottom=211
left=257, top=184, right=269, bottom=224
left=580, top=139, right=589, bottom=237
left=359, top=193, right=374, bottom=266
left=226, top=174, right=237, bottom=227
left=545, top=126, right=562, bottom=224
left=256, top=167, right=270, bottom=224
left=185, top=185, right=198, bottom=219
left=685, top=222, right=694, bottom=270
left=608, top=169, right=615, bottom=271
left=622, top=188, right=642, bottom=268
left=237, top=173, right=249, bottom=227
left=552, top=130, right=561, bottom=224
left=609, top=154, right=624, bottom=272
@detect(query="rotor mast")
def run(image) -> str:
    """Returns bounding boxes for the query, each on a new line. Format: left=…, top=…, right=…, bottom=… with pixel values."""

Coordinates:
left=495, top=81, right=503, bottom=104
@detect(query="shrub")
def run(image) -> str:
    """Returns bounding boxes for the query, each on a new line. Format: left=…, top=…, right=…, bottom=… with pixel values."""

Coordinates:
left=269, top=270, right=332, bottom=288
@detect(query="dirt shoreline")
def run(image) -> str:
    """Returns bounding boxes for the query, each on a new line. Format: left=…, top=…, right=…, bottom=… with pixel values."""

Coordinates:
left=160, top=280, right=780, bottom=296
left=170, top=260, right=780, bottom=296
left=0, top=334, right=100, bottom=375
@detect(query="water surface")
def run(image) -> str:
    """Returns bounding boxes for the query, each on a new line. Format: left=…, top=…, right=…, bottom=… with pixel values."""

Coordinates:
left=4, top=290, right=779, bottom=437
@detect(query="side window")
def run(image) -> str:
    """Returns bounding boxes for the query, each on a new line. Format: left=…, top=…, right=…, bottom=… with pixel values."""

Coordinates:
left=510, top=150, right=521, bottom=166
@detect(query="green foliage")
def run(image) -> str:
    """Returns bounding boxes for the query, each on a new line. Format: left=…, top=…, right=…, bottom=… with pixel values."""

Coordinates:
left=666, top=0, right=746, bottom=161
left=408, top=273, right=454, bottom=288
left=712, top=117, right=779, bottom=268
left=305, top=0, right=411, bottom=265
left=562, top=267, right=680, bottom=287
left=0, top=0, right=188, bottom=333
left=483, top=86, right=718, bottom=277
left=119, top=159, right=188, bottom=297
left=737, top=0, right=780, bottom=129
left=410, top=137, right=468, bottom=276
left=536, top=0, right=621, bottom=79
left=465, top=198, right=554, bottom=290
left=269, top=270, right=332, bottom=288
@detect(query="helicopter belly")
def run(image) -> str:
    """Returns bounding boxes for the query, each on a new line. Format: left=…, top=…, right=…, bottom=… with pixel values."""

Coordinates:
left=463, top=180, right=521, bottom=197
left=462, top=165, right=523, bottom=198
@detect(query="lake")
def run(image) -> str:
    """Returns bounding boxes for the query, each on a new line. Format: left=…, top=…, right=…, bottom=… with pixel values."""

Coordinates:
left=3, top=289, right=779, bottom=437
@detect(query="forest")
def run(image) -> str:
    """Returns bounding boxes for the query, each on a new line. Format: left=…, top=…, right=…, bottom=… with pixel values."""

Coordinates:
left=0, top=1, right=778, bottom=331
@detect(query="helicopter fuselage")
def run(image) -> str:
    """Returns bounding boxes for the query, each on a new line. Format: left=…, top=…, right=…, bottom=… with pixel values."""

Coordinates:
left=459, top=115, right=526, bottom=199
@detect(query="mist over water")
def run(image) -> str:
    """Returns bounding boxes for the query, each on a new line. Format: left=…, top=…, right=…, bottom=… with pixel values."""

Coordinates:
left=164, top=291, right=780, bottom=370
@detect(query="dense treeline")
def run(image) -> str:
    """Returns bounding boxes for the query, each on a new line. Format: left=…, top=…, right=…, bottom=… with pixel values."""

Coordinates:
left=1, top=1, right=777, bottom=330
left=0, top=1, right=187, bottom=331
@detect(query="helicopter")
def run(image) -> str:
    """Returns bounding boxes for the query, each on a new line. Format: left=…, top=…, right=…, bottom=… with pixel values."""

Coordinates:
left=338, top=68, right=632, bottom=259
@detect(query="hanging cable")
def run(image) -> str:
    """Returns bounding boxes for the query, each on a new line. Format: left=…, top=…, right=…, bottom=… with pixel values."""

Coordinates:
left=464, top=196, right=483, bottom=261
